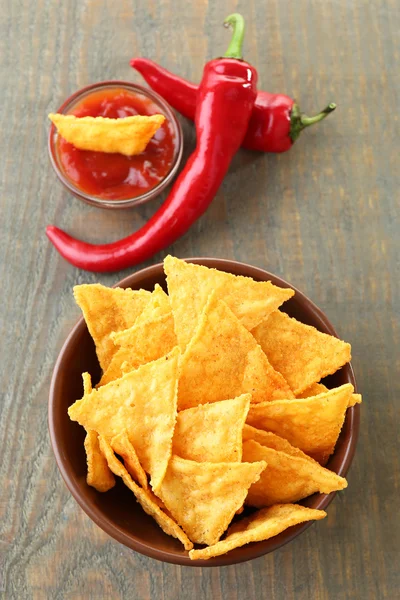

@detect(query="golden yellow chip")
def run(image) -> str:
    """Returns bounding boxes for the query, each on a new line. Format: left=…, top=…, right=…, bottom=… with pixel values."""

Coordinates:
left=156, top=456, right=266, bottom=546
left=348, top=393, right=362, bottom=407
left=297, top=382, right=361, bottom=408
left=99, top=312, right=176, bottom=386
left=82, top=372, right=93, bottom=395
left=246, top=384, right=353, bottom=464
left=49, top=113, right=165, bottom=156
left=243, top=424, right=313, bottom=460
left=164, top=255, right=294, bottom=350
left=173, top=394, right=251, bottom=463
left=69, top=349, right=179, bottom=489
left=110, top=430, right=148, bottom=489
left=99, top=285, right=175, bottom=386
left=243, top=439, right=347, bottom=507
left=189, top=504, right=326, bottom=560
left=178, top=293, right=294, bottom=410
left=297, top=382, right=328, bottom=397
left=98, top=437, right=193, bottom=550
left=74, top=284, right=151, bottom=371
left=129, top=284, right=171, bottom=326
left=81, top=372, right=115, bottom=491
left=252, top=310, right=351, bottom=395
left=84, top=430, right=115, bottom=492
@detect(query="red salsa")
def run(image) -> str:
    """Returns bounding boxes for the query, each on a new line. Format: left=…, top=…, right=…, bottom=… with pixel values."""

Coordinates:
left=56, top=88, right=177, bottom=200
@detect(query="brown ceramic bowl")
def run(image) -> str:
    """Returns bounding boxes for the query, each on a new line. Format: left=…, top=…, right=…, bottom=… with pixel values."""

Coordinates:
left=48, top=258, right=359, bottom=566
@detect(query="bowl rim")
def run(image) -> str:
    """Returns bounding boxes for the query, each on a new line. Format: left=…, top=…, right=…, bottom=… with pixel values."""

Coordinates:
left=48, top=80, right=184, bottom=210
left=48, top=257, right=360, bottom=567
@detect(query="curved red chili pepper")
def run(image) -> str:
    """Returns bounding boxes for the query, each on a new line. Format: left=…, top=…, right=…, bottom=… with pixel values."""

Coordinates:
left=47, top=14, right=257, bottom=272
left=130, top=60, right=198, bottom=122
left=131, top=58, right=336, bottom=153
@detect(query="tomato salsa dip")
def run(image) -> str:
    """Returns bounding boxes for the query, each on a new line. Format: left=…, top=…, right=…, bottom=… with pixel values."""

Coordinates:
left=49, top=82, right=183, bottom=208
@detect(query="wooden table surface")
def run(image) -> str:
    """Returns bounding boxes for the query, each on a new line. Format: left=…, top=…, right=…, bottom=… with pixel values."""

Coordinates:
left=1, top=0, right=399, bottom=598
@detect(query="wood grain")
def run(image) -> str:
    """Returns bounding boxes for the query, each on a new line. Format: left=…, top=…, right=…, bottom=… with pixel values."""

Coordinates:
left=1, top=0, right=399, bottom=598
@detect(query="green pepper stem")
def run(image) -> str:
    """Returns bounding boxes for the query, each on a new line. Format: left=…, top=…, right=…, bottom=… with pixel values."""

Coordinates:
left=290, top=102, right=337, bottom=142
left=300, top=103, right=337, bottom=128
left=223, top=13, right=245, bottom=59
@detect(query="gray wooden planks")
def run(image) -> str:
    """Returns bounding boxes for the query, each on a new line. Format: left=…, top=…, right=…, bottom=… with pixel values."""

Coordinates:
left=0, top=0, right=399, bottom=598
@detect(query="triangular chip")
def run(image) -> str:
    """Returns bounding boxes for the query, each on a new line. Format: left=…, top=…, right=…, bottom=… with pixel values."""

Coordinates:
left=189, top=504, right=326, bottom=560
left=49, top=113, right=165, bottom=156
left=243, top=439, right=347, bottom=507
left=298, top=382, right=361, bottom=408
left=156, top=456, right=266, bottom=545
left=74, top=284, right=151, bottom=371
left=297, top=382, right=328, bottom=398
left=246, top=384, right=353, bottom=464
left=68, top=350, right=179, bottom=489
left=82, top=372, right=93, bottom=395
left=173, top=395, right=251, bottom=463
left=99, top=285, right=176, bottom=386
left=348, top=393, right=362, bottom=407
left=98, top=437, right=192, bottom=550
left=110, top=430, right=148, bottom=489
left=84, top=430, right=115, bottom=492
left=111, top=284, right=172, bottom=346
left=164, top=255, right=294, bottom=349
left=81, top=372, right=115, bottom=491
left=99, top=312, right=176, bottom=386
left=243, top=424, right=313, bottom=460
left=127, top=284, right=171, bottom=326
left=252, top=310, right=351, bottom=395
left=178, top=293, right=294, bottom=410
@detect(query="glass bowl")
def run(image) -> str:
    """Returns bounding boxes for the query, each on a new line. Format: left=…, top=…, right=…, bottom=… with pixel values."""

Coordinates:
left=48, top=81, right=184, bottom=210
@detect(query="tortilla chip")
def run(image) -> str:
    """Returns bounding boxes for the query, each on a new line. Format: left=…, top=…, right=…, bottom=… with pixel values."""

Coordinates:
left=99, top=285, right=176, bottom=386
left=156, top=456, right=266, bottom=545
left=297, top=382, right=328, bottom=397
left=49, top=113, right=165, bottom=156
left=74, top=284, right=151, bottom=371
left=189, top=504, right=326, bottom=560
left=69, top=349, right=179, bottom=489
left=348, top=393, right=362, bottom=407
left=178, top=293, right=294, bottom=410
left=173, top=395, right=251, bottom=463
left=98, top=437, right=192, bottom=550
left=110, top=284, right=172, bottom=350
left=82, top=372, right=93, bottom=395
left=298, top=382, right=361, bottom=408
left=84, top=430, right=115, bottom=492
left=251, top=310, right=351, bottom=395
left=81, top=373, right=115, bottom=491
left=99, top=312, right=176, bottom=386
left=164, top=255, right=294, bottom=350
left=246, top=384, right=353, bottom=464
left=110, top=430, right=148, bottom=489
left=243, top=439, right=347, bottom=507
left=243, top=424, right=313, bottom=461
left=130, top=284, right=171, bottom=326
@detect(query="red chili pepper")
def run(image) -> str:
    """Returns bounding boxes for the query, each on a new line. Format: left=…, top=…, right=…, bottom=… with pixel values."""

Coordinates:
left=47, top=14, right=257, bottom=272
left=130, top=60, right=336, bottom=153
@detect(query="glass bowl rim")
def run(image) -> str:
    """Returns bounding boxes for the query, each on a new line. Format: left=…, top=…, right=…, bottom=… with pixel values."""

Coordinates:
left=48, top=80, right=184, bottom=209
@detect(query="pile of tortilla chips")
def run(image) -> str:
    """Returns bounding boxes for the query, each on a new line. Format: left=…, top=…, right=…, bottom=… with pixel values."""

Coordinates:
left=68, top=256, right=361, bottom=560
